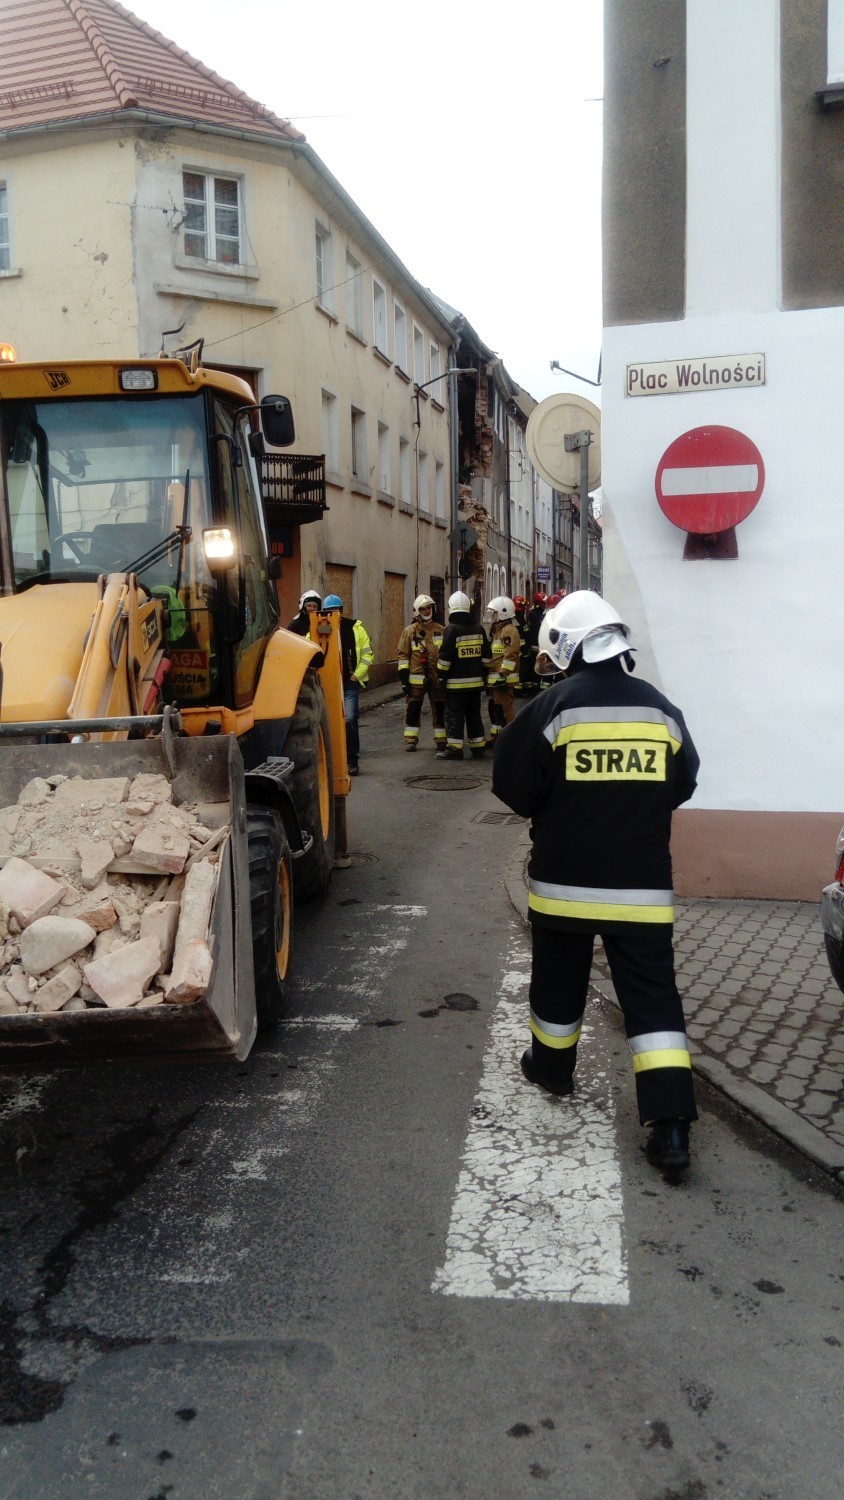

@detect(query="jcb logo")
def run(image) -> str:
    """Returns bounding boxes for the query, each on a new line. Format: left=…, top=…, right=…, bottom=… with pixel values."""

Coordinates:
left=567, top=740, right=667, bottom=781
left=44, top=370, right=70, bottom=390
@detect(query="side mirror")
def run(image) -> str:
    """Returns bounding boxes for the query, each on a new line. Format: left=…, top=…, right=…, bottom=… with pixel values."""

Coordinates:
left=261, top=394, right=296, bottom=449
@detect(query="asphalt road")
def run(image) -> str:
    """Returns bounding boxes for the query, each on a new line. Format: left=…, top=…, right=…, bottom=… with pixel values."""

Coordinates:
left=0, top=696, right=841, bottom=1500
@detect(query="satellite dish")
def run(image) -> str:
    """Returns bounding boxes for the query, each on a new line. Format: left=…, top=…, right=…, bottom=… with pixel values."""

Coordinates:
left=526, top=392, right=601, bottom=492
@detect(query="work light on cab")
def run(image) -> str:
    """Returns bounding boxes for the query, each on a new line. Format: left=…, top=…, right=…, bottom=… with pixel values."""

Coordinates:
left=0, top=343, right=16, bottom=363
left=119, top=367, right=157, bottom=391
left=203, top=526, right=237, bottom=568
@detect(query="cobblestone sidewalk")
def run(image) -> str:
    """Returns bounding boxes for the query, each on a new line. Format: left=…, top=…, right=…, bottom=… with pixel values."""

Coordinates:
left=502, top=829, right=844, bottom=1176
left=593, top=898, right=843, bottom=1176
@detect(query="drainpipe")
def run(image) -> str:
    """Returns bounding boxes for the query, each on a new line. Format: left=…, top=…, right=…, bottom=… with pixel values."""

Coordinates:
left=448, top=347, right=460, bottom=588
left=504, top=412, right=512, bottom=592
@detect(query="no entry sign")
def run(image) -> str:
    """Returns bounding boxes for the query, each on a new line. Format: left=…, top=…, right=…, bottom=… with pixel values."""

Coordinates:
left=655, top=425, right=765, bottom=535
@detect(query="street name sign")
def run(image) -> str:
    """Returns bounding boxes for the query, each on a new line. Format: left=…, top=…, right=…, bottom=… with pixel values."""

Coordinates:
left=627, top=353, right=766, bottom=398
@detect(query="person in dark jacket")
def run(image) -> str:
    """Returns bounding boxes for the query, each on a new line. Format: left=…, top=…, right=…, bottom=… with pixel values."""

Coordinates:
left=492, top=590, right=700, bottom=1173
left=287, top=588, right=322, bottom=636
left=437, top=590, right=492, bottom=759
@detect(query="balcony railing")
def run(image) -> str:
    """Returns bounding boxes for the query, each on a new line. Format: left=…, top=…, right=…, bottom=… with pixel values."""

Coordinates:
left=258, top=453, right=328, bottom=525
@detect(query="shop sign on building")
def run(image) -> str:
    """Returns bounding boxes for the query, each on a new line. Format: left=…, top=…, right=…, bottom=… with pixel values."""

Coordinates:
left=626, top=353, right=766, bottom=398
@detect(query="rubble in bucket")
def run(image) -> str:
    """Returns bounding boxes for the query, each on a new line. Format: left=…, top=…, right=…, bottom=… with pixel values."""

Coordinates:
left=0, top=773, right=227, bottom=1016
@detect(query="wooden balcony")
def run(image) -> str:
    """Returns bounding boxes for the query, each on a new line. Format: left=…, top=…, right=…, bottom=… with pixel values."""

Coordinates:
left=258, top=453, right=328, bottom=525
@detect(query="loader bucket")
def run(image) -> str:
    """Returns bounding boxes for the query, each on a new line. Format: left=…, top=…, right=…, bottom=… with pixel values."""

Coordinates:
left=0, top=736, right=256, bottom=1065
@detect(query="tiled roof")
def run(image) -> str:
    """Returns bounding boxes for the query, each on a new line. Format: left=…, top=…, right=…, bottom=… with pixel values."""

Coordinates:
left=0, top=0, right=304, bottom=141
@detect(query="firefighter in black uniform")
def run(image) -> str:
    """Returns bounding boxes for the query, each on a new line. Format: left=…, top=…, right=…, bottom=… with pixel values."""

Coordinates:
left=437, top=591, right=492, bottom=759
left=492, top=590, right=700, bottom=1173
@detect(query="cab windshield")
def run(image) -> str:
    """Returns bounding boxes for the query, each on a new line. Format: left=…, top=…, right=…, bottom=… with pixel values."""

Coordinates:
left=0, top=394, right=209, bottom=590
left=0, top=390, right=279, bottom=710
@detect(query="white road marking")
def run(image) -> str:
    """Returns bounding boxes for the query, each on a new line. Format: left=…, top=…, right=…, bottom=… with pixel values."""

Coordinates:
left=432, top=935, right=629, bottom=1305
left=156, top=904, right=425, bottom=1283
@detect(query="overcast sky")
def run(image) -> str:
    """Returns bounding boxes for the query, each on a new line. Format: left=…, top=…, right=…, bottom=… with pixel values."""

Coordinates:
left=127, top=0, right=604, bottom=407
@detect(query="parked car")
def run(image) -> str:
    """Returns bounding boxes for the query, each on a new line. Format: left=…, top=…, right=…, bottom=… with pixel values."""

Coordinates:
left=821, top=825, right=844, bottom=992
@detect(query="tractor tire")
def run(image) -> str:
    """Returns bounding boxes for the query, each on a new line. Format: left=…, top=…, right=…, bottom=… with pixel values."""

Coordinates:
left=287, top=668, right=335, bottom=899
left=247, top=805, right=293, bottom=1029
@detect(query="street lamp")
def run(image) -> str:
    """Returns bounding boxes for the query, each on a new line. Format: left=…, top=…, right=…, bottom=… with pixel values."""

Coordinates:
left=550, top=356, right=602, bottom=388
left=412, top=367, right=466, bottom=428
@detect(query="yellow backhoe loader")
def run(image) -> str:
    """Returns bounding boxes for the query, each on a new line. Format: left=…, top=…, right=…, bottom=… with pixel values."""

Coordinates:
left=0, top=349, right=349, bottom=1062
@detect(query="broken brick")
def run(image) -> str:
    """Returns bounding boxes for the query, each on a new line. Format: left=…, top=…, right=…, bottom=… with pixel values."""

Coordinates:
left=82, top=936, right=162, bottom=1008
left=0, top=858, right=66, bottom=929
left=165, top=939, right=213, bottom=1005
left=130, top=825, right=190, bottom=875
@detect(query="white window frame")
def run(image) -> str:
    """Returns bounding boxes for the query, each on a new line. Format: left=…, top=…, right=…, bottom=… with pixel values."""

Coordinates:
left=830, top=0, right=844, bottom=82
left=399, top=436, right=412, bottom=506
left=346, top=249, right=363, bottom=337
left=413, top=323, right=425, bottom=385
left=435, top=459, right=446, bottom=521
left=182, top=169, right=243, bottom=266
left=429, top=342, right=441, bottom=392
left=378, top=422, right=391, bottom=495
left=321, top=388, right=340, bottom=475
left=373, top=277, right=388, bottom=356
left=351, top=406, right=368, bottom=480
left=0, top=181, right=10, bottom=272
left=315, top=220, right=334, bottom=311
left=394, top=300, right=408, bottom=374
left=418, top=449, right=429, bottom=513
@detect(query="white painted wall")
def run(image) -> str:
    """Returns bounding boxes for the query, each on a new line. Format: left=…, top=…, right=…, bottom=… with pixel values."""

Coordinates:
left=603, top=0, right=841, bottom=824
left=602, top=305, right=843, bottom=814
left=686, top=0, right=780, bottom=315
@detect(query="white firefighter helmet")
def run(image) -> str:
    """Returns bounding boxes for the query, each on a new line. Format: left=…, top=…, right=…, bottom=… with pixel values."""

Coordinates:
left=448, top=591, right=471, bottom=614
left=487, top=595, right=516, bottom=621
left=413, top=594, right=435, bottom=614
left=299, top=588, right=322, bottom=609
left=536, top=590, right=634, bottom=675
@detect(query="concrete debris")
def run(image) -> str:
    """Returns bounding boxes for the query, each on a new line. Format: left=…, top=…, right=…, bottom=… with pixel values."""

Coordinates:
left=0, top=858, right=66, bottom=929
left=20, top=916, right=97, bottom=976
left=130, top=824, right=191, bottom=875
left=139, top=901, right=180, bottom=968
left=0, top=775, right=224, bottom=1016
left=33, top=965, right=82, bottom=1013
left=78, top=839, right=115, bottom=890
left=83, top=936, right=162, bottom=1008
left=165, top=938, right=214, bottom=1005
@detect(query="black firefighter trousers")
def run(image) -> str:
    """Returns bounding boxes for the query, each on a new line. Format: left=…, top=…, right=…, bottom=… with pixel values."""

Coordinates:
left=528, top=922, right=698, bottom=1124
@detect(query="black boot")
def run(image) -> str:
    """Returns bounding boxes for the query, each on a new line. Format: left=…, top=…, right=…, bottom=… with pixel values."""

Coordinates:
left=520, top=1048, right=574, bottom=1098
left=645, top=1119, right=691, bottom=1172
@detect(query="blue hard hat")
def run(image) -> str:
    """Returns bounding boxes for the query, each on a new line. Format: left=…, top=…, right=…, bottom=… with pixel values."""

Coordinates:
left=322, top=593, right=343, bottom=609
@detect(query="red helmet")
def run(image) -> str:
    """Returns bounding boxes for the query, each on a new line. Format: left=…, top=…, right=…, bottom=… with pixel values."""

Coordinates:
left=545, top=591, right=564, bottom=608
left=513, top=594, right=526, bottom=609
left=533, top=592, right=547, bottom=606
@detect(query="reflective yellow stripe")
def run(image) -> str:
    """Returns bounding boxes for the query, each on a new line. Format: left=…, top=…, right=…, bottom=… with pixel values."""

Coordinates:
left=531, top=1017, right=582, bottom=1049
left=632, top=1049, right=692, bottom=1073
left=552, top=720, right=681, bottom=754
left=529, top=893, right=674, bottom=923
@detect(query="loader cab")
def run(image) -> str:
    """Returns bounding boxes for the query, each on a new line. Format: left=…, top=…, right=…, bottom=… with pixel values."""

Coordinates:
left=0, top=376, right=281, bottom=713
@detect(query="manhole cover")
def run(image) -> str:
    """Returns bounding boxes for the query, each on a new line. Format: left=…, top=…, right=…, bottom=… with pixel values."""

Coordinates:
left=405, top=774, right=486, bottom=792
left=345, top=852, right=378, bottom=866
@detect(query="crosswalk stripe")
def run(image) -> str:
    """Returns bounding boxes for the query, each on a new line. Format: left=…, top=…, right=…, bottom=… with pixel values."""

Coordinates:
left=432, top=935, right=629, bottom=1305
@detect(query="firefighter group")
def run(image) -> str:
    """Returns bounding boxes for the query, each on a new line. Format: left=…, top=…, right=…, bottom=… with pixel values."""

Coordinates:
left=396, top=589, right=560, bottom=760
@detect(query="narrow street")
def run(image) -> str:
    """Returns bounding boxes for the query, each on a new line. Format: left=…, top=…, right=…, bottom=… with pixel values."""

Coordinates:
left=0, top=696, right=841, bottom=1500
